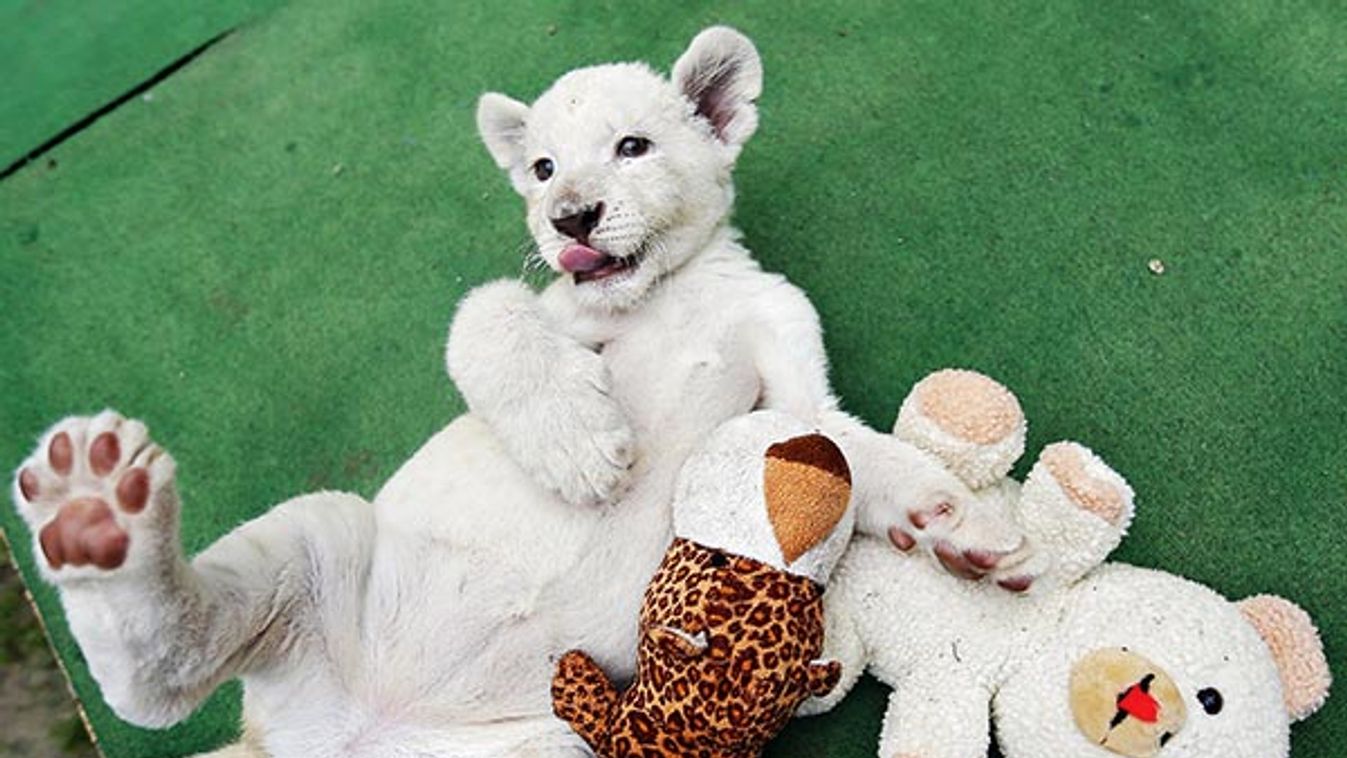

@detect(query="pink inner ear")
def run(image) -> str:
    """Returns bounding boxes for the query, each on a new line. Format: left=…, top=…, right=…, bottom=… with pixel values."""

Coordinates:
left=685, top=63, right=741, bottom=140
left=1237, top=594, right=1333, bottom=721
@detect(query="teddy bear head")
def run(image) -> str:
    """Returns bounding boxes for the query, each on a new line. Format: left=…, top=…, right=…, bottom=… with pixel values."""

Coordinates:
left=995, top=565, right=1330, bottom=758
left=670, top=411, right=854, bottom=585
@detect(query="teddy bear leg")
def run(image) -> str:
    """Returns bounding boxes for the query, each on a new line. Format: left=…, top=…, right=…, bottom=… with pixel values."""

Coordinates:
left=1010, top=441, right=1135, bottom=589
left=893, top=369, right=1026, bottom=491
left=877, top=673, right=991, bottom=758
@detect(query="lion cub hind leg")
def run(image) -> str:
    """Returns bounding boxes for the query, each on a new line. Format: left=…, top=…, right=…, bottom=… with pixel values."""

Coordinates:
left=12, top=411, right=374, bottom=729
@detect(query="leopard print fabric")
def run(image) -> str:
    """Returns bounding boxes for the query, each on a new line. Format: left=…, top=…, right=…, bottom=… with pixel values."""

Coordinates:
left=553, top=538, right=841, bottom=757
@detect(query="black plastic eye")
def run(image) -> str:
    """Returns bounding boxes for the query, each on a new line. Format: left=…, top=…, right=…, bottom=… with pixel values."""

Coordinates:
left=532, top=158, right=554, bottom=181
left=616, top=136, right=651, bottom=159
left=709, top=553, right=729, bottom=568
left=1197, top=687, right=1223, bottom=715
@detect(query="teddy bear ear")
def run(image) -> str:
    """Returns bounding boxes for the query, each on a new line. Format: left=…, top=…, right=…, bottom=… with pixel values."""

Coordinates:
left=1236, top=594, right=1332, bottom=722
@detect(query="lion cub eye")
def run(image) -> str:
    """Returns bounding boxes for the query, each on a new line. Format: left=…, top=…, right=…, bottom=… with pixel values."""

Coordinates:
left=616, top=136, right=652, bottom=159
left=532, top=158, right=555, bottom=182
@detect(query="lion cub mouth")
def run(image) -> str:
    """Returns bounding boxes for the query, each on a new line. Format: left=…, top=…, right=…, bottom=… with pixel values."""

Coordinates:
left=559, top=243, right=644, bottom=284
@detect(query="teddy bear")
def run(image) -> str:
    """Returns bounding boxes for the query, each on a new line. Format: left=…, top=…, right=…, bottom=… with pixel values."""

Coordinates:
left=799, top=369, right=1332, bottom=758
left=551, top=410, right=856, bottom=757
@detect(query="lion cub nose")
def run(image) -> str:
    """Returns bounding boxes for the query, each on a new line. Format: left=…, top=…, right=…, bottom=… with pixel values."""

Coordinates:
left=551, top=202, right=605, bottom=245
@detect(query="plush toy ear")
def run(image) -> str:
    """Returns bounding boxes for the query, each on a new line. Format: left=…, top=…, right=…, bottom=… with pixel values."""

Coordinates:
left=762, top=433, right=851, bottom=564
left=1237, top=594, right=1332, bottom=722
left=671, top=26, right=763, bottom=148
left=476, top=92, right=530, bottom=171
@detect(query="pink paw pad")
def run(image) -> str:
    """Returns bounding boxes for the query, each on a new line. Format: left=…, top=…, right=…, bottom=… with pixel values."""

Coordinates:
left=89, top=432, right=121, bottom=476
left=49, top=431, right=74, bottom=474
left=115, top=468, right=150, bottom=513
left=39, top=499, right=129, bottom=570
left=18, top=468, right=39, bottom=500
left=24, top=421, right=157, bottom=572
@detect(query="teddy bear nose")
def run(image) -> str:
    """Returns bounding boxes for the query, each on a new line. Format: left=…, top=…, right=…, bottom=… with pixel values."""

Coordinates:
left=551, top=202, right=605, bottom=244
left=1117, top=677, right=1161, bottom=724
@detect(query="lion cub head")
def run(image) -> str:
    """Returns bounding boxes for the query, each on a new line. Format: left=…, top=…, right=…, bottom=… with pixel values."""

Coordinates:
left=476, top=27, right=762, bottom=311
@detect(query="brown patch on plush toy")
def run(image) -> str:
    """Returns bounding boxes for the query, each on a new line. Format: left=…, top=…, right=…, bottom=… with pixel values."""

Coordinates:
left=1069, top=648, right=1186, bottom=758
left=763, top=434, right=850, bottom=564
left=1238, top=595, right=1333, bottom=721
left=915, top=369, right=1022, bottom=444
left=1041, top=442, right=1126, bottom=525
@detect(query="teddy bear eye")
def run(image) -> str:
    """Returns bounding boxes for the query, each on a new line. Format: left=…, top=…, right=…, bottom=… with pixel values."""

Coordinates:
left=532, top=158, right=555, bottom=182
left=1197, top=687, right=1224, bottom=715
left=616, top=136, right=652, bottom=159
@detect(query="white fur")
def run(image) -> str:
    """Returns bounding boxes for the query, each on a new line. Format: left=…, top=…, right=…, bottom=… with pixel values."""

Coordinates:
left=11, top=28, right=1029, bottom=757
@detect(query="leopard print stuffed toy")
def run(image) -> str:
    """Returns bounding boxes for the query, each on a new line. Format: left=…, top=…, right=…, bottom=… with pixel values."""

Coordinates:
left=552, top=411, right=855, bottom=757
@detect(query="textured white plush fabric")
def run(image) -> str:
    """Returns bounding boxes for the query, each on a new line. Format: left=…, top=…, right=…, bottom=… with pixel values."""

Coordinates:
left=672, top=411, right=854, bottom=586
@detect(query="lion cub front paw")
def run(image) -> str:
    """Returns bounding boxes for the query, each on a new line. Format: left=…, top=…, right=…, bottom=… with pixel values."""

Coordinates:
left=13, top=411, right=178, bottom=580
left=518, top=354, right=635, bottom=507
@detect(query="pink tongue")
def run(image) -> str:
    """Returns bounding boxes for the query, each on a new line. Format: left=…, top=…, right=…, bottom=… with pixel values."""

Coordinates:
left=558, top=244, right=610, bottom=273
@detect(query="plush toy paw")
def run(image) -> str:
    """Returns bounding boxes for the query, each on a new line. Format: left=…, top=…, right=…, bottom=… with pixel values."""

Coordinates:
left=894, top=369, right=1025, bottom=490
left=551, top=650, right=617, bottom=748
left=807, top=659, right=843, bottom=697
left=13, top=411, right=179, bottom=581
left=1015, top=441, right=1134, bottom=587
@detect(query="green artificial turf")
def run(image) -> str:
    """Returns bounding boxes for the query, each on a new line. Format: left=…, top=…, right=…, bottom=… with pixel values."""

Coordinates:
left=1, top=0, right=1344, bottom=756
left=0, top=0, right=287, bottom=169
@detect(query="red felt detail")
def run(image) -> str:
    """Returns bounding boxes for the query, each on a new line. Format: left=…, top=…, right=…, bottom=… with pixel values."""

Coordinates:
left=1119, top=684, right=1160, bottom=723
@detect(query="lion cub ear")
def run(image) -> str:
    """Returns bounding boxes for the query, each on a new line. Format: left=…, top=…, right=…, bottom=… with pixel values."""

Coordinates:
left=476, top=92, right=530, bottom=173
left=672, top=26, right=763, bottom=149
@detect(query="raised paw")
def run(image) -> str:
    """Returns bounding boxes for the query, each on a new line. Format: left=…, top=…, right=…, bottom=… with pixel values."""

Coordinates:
left=893, top=369, right=1026, bottom=489
left=1037, top=442, right=1133, bottom=526
left=1016, top=441, right=1135, bottom=586
left=524, top=354, right=636, bottom=507
left=890, top=486, right=1041, bottom=591
left=12, top=411, right=177, bottom=579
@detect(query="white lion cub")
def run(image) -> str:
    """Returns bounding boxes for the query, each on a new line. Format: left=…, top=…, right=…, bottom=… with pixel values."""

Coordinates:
left=12, top=27, right=1032, bottom=757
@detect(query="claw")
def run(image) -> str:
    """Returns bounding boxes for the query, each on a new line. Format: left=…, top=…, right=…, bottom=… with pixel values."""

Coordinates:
left=887, top=526, right=916, bottom=552
left=964, top=549, right=1001, bottom=571
left=997, top=575, right=1034, bottom=593
left=907, top=500, right=955, bottom=531
left=934, top=541, right=985, bottom=581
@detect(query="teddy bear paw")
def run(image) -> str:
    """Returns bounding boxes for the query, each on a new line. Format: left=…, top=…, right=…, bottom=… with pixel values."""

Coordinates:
left=1016, top=441, right=1135, bottom=585
left=894, top=369, right=1025, bottom=490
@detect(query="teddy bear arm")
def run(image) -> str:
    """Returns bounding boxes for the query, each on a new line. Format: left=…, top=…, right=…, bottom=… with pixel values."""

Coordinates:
left=877, top=672, right=991, bottom=758
left=551, top=650, right=619, bottom=750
